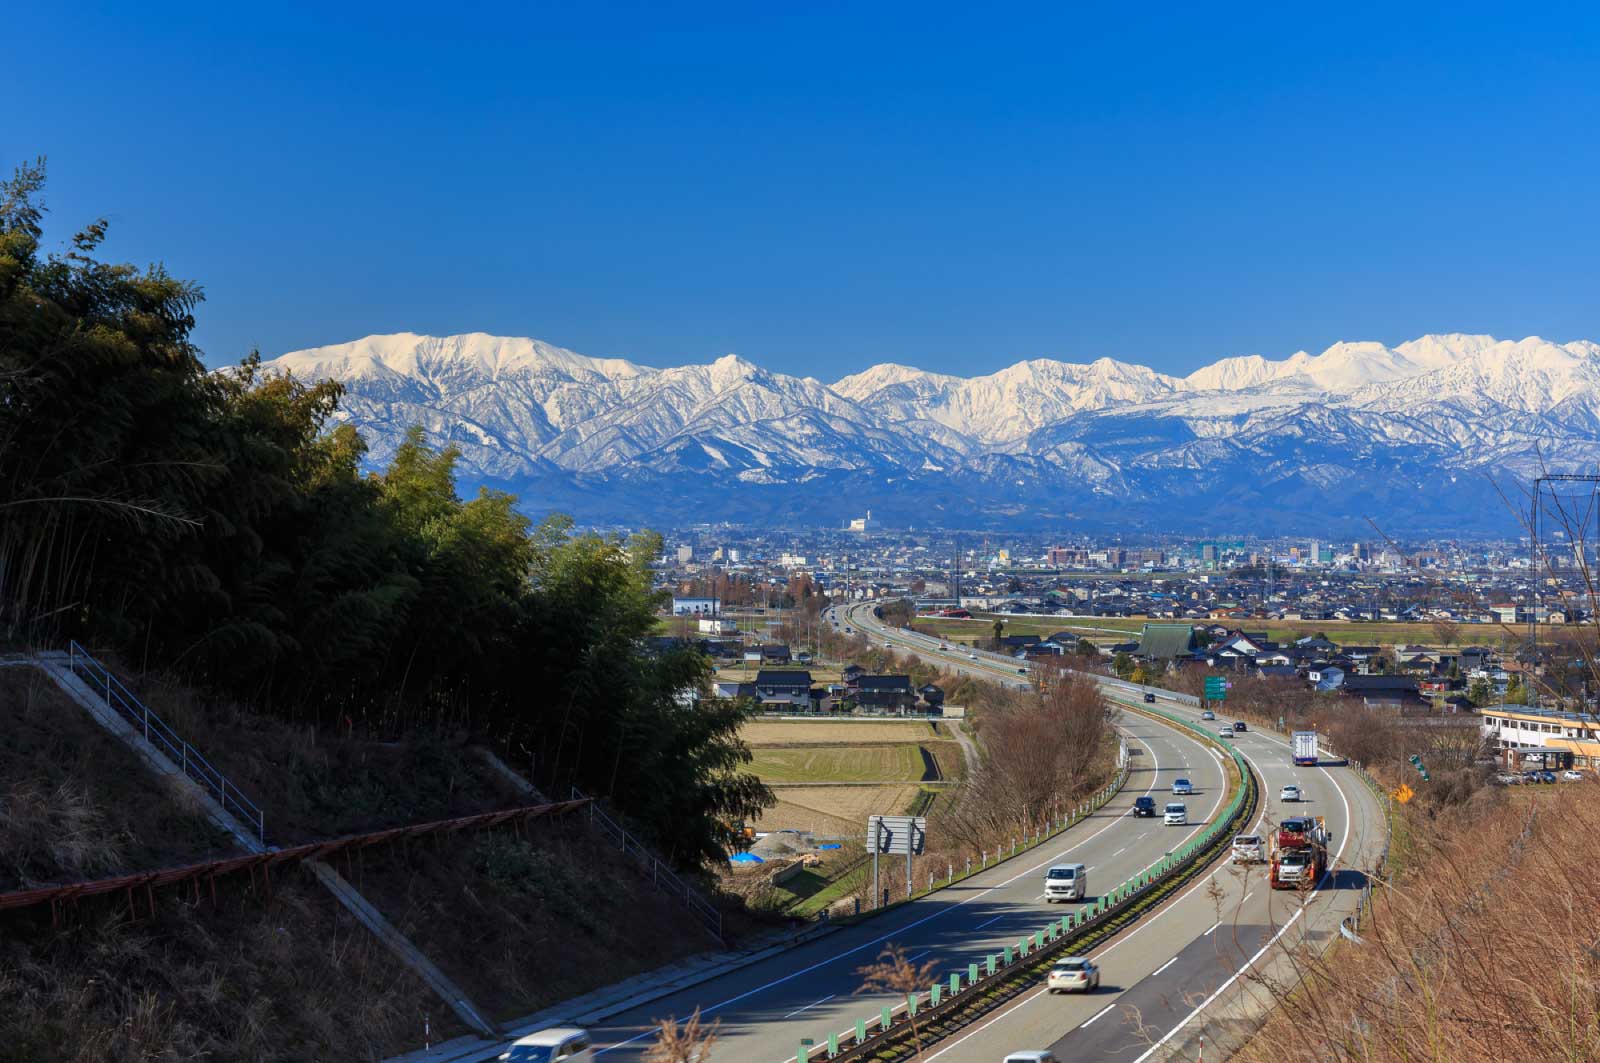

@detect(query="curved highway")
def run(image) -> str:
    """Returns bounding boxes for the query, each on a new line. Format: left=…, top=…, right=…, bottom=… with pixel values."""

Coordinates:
left=844, top=602, right=1390, bottom=1062
left=582, top=624, right=1237, bottom=1061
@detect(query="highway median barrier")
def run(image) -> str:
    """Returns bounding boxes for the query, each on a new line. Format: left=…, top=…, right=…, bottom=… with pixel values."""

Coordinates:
left=795, top=704, right=1258, bottom=1063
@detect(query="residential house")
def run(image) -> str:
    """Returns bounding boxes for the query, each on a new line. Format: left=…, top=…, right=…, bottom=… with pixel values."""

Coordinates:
left=856, top=675, right=918, bottom=714
left=754, top=670, right=815, bottom=712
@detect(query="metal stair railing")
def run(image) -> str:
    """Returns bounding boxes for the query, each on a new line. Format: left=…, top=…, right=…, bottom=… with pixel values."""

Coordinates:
left=65, top=641, right=265, bottom=843
left=569, top=786, right=723, bottom=941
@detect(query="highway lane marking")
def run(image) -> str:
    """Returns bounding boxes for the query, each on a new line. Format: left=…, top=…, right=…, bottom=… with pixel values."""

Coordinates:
left=1080, top=1004, right=1116, bottom=1028
left=1130, top=907, right=1307, bottom=1063
left=926, top=856, right=1253, bottom=1060
left=975, top=914, right=1006, bottom=929
left=1241, top=891, right=1254, bottom=904
left=1151, top=956, right=1179, bottom=977
left=1204, top=920, right=1220, bottom=935
left=1112, top=847, right=1127, bottom=857
left=783, top=994, right=835, bottom=1019
left=600, top=704, right=1205, bottom=1057
left=906, top=951, right=931, bottom=962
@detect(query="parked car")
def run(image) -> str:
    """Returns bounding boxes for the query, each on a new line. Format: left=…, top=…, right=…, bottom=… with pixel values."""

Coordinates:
left=1200, top=709, right=1216, bottom=720
left=1231, top=834, right=1264, bottom=863
left=1562, top=769, right=1586, bottom=782
left=1172, top=777, right=1194, bottom=795
left=1538, top=770, right=1558, bottom=784
left=1233, top=720, right=1248, bottom=732
left=1493, top=772, right=1522, bottom=785
left=1279, top=784, right=1302, bottom=802
left=1143, top=692, right=1157, bottom=703
left=500, top=1027, right=594, bottom=1062
left=1046, top=956, right=1100, bottom=993
left=1164, top=802, right=1188, bottom=825
left=1132, top=796, right=1157, bottom=817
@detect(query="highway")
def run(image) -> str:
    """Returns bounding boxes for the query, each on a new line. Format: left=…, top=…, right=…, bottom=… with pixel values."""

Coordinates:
left=587, top=659, right=1234, bottom=1062
left=843, top=602, right=1390, bottom=1061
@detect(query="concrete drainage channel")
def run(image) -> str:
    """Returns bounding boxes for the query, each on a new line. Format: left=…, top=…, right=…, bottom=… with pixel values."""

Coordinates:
left=791, top=706, right=1258, bottom=1063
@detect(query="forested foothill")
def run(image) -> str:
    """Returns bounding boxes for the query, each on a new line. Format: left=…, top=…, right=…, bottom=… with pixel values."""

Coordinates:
left=0, top=160, right=768, bottom=867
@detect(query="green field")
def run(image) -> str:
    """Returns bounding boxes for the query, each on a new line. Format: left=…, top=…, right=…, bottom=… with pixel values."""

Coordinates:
left=748, top=742, right=958, bottom=783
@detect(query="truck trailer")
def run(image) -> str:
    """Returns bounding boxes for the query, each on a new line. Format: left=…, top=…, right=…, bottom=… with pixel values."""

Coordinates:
left=1270, top=815, right=1329, bottom=890
left=1292, top=731, right=1319, bottom=767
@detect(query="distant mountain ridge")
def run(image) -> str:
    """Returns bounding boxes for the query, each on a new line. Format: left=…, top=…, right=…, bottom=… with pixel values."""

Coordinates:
left=259, top=331, right=1600, bottom=534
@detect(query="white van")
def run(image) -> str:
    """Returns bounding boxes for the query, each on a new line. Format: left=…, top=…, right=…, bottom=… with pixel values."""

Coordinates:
left=1043, top=863, right=1087, bottom=902
left=1004, top=1053, right=1060, bottom=1063
left=500, top=1027, right=594, bottom=1062
left=1164, top=802, right=1188, bottom=825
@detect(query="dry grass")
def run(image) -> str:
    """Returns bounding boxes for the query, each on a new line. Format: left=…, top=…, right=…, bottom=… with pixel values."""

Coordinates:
left=741, top=719, right=950, bottom=745
left=1239, top=786, right=1600, bottom=1063
left=757, top=784, right=925, bottom=835
left=749, top=744, right=928, bottom=783
left=347, top=817, right=716, bottom=1022
left=0, top=874, right=460, bottom=1063
left=127, top=673, right=523, bottom=843
left=0, top=669, right=240, bottom=890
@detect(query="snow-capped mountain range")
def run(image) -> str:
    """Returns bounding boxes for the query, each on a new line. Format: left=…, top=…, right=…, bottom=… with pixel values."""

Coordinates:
left=259, top=331, right=1600, bottom=533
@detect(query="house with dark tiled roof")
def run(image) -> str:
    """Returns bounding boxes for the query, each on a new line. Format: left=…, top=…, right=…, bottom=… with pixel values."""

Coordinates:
left=755, top=669, right=815, bottom=711
left=856, top=674, right=917, bottom=714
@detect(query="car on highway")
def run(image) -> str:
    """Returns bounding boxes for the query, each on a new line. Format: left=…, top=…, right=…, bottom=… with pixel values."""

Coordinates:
left=1231, top=834, right=1264, bottom=863
left=1201, top=709, right=1215, bottom=720
left=1563, top=769, right=1586, bottom=782
left=968, top=653, right=978, bottom=660
left=1018, top=667, right=1027, bottom=674
left=1233, top=720, right=1248, bottom=732
left=1046, top=956, right=1100, bottom=993
left=1143, top=692, right=1156, bottom=703
left=1003, top=1052, right=1060, bottom=1063
left=500, top=1026, right=593, bottom=1062
left=1164, top=801, right=1188, bottom=825
left=1280, top=784, right=1303, bottom=802
left=1132, top=796, right=1157, bottom=817
left=1171, top=777, right=1193, bottom=795
left=1043, top=863, right=1087, bottom=902
left=1217, top=728, right=1234, bottom=739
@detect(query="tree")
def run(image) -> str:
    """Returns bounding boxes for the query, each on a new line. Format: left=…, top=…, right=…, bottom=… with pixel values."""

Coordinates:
left=856, top=945, right=940, bottom=1060
left=1431, top=619, right=1462, bottom=649
left=1112, top=651, right=1135, bottom=679
left=1467, top=677, right=1493, bottom=706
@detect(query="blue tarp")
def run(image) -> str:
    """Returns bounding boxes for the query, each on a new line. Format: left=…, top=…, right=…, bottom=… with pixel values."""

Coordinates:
left=817, top=843, right=842, bottom=850
left=729, top=852, right=765, bottom=864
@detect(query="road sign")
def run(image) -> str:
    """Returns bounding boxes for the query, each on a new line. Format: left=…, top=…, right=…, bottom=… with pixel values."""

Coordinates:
left=1392, top=783, right=1414, bottom=804
left=868, top=815, right=927, bottom=855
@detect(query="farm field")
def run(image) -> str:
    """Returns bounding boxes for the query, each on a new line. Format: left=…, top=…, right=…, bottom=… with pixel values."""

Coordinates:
left=748, top=741, right=963, bottom=783
left=741, top=719, right=953, bottom=744
left=757, top=784, right=926, bottom=836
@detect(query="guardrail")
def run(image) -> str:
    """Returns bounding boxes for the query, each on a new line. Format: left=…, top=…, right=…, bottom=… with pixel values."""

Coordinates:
left=65, top=641, right=265, bottom=843
left=569, top=786, right=724, bottom=942
left=791, top=704, right=1256, bottom=1063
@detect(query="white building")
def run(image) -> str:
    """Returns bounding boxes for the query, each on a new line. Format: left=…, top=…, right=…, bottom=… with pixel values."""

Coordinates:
left=698, top=617, right=737, bottom=635
left=671, top=596, right=721, bottom=615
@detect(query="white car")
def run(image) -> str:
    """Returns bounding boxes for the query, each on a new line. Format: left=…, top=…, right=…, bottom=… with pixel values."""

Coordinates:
left=1164, top=802, right=1188, bottom=825
left=500, top=1026, right=594, bottom=1062
left=1279, top=785, right=1303, bottom=802
left=1004, top=1053, right=1060, bottom=1063
left=1231, top=834, right=1264, bottom=863
left=968, top=653, right=978, bottom=660
left=1046, top=956, right=1100, bottom=993
left=1172, top=777, right=1194, bottom=795
left=1562, top=769, right=1586, bottom=782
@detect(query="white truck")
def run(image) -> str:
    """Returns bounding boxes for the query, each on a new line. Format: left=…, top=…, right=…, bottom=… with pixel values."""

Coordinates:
left=1043, top=863, right=1087, bottom=902
left=1292, top=731, right=1318, bottom=767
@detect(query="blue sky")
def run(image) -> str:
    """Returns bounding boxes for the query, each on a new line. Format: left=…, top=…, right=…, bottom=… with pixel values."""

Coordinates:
left=9, top=3, right=1600, bottom=378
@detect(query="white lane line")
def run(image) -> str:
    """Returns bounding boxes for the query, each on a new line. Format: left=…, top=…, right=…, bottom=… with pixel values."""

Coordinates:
left=1080, top=1003, right=1116, bottom=1028
left=1112, top=847, right=1127, bottom=857
left=1151, top=956, right=1179, bottom=977
left=1241, top=891, right=1254, bottom=904
left=1130, top=907, right=1307, bottom=1063
left=615, top=705, right=1215, bottom=1061
left=1204, top=920, right=1220, bottom=935
left=783, top=994, right=835, bottom=1019
left=906, top=950, right=931, bottom=963
left=975, top=914, right=1006, bottom=929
